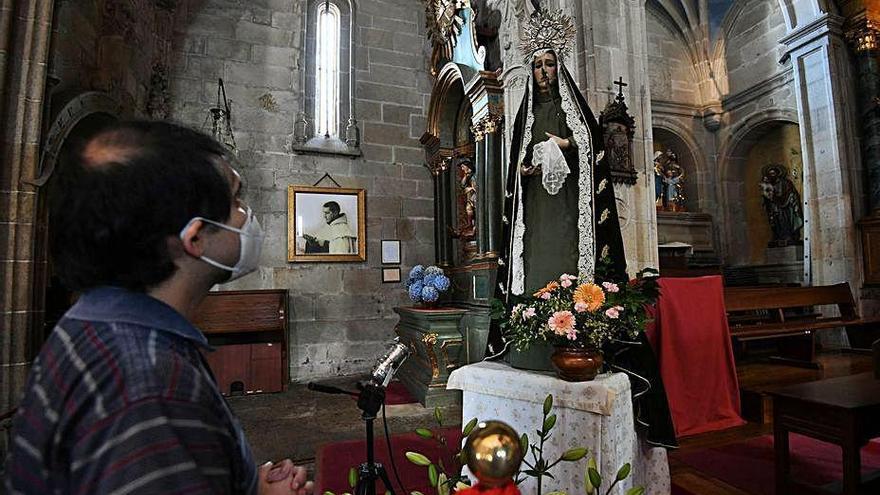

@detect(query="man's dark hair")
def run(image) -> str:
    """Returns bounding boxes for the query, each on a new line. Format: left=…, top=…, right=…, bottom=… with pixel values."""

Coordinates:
left=323, top=201, right=341, bottom=216
left=50, top=120, right=233, bottom=291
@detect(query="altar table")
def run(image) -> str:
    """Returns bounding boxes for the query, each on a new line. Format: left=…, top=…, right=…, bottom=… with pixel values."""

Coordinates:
left=447, top=361, right=670, bottom=495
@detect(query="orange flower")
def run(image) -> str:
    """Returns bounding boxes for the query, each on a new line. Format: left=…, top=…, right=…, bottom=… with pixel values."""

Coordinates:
left=573, top=283, right=605, bottom=312
left=533, top=281, right=561, bottom=298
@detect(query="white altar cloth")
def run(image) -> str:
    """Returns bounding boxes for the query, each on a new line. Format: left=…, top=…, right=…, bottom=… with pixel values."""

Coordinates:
left=447, top=361, right=670, bottom=495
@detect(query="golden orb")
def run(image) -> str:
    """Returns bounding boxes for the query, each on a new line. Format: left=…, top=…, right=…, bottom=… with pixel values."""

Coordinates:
left=463, top=420, right=523, bottom=487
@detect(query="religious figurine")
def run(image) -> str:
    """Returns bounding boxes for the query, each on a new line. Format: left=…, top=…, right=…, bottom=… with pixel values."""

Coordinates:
left=653, top=149, right=687, bottom=212
left=653, top=151, right=665, bottom=207
left=759, top=164, right=803, bottom=246
left=451, top=159, right=478, bottom=258
left=499, top=10, right=626, bottom=299
left=488, top=7, right=678, bottom=450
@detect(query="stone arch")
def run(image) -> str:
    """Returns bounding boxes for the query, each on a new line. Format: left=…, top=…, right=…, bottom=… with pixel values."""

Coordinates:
left=718, top=110, right=802, bottom=272
left=651, top=119, right=708, bottom=212
left=776, top=0, right=836, bottom=32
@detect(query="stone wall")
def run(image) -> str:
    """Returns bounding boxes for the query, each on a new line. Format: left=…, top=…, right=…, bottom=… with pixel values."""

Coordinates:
left=644, top=0, right=801, bottom=265
left=169, top=0, right=434, bottom=381
left=49, top=0, right=177, bottom=116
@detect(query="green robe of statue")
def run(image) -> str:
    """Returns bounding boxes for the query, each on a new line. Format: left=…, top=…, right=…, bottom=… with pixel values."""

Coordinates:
left=521, top=88, right=580, bottom=294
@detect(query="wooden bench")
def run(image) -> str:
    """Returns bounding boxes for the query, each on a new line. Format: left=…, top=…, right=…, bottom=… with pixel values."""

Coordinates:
left=192, top=289, right=289, bottom=395
left=723, top=283, right=880, bottom=367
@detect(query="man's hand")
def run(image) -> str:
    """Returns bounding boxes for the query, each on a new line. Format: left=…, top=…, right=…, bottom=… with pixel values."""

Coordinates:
left=259, top=460, right=315, bottom=495
left=545, top=132, right=571, bottom=150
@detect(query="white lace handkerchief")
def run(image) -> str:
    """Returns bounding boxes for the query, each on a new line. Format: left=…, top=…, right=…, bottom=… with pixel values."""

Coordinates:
left=534, top=138, right=569, bottom=195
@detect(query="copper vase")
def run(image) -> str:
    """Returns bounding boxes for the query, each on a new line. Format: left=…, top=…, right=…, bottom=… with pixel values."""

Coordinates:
left=551, top=346, right=603, bottom=382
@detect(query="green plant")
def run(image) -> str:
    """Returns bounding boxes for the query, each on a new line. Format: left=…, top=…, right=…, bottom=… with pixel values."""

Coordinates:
left=401, top=395, right=645, bottom=495
left=517, top=394, right=588, bottom=495
left=405, top=407, right=478, bottom=495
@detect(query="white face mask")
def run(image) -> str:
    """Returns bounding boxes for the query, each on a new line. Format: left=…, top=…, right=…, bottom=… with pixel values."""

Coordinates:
left=180, top=206, right=265, bottom=282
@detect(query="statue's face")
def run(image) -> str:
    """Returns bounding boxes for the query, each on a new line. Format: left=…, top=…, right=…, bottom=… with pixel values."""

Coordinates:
left=533, top=51, right=558, bottom=93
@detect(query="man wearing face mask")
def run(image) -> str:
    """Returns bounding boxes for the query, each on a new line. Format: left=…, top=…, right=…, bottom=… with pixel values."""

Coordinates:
left=4, top=121, right=312, bottom=495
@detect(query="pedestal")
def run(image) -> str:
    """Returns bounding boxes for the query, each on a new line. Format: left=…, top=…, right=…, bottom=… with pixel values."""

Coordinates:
left=447, top=362, right=671, bottom=495
left=394, top=306, right=467, bottom=407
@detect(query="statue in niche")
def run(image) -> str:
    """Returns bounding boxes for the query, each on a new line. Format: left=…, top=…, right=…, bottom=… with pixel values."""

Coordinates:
left=450, top=159, right=478, bottom=258
left=759, top=164, right=803, bottom=246
left=488, top=7, right=678, bottom=450
left=653, top=149, right=687, bottom=212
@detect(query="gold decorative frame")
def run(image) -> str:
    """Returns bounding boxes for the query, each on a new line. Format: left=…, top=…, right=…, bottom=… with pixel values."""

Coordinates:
left=287, top=185, right=366, bottom=262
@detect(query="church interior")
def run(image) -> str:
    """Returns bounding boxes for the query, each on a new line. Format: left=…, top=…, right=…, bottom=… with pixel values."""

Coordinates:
left=4, top=0, right=880, bottom=494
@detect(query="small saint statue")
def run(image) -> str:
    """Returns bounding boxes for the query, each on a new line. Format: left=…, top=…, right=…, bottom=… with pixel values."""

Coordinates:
left=653, top=149, right=687, bottom=212
left=759, top=164, right=803, bottom=246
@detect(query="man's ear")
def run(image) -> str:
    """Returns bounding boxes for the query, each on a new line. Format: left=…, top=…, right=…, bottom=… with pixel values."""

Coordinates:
left=178, top=219, right=206, bottom=258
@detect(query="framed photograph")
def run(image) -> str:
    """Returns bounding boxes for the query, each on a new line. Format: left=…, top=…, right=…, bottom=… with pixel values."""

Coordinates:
left=288, top=185, right=366, bottom=262
left=382, top=267, right=401, bottom=283
left=381, top=240, right=401, bottom=264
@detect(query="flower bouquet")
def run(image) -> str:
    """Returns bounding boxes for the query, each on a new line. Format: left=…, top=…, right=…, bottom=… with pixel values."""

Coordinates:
left=501, top=265, right=659, bottom=381
left=405, top=265, right=452, bottom=307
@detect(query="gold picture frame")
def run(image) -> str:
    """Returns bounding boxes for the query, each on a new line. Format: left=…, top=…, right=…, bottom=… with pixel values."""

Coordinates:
left=287, top=185, right=366, bottom=262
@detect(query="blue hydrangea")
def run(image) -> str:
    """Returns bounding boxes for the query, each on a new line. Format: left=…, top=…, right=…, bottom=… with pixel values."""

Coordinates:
left=425, top=265, right=444, bottom=276
left=408, top=265, right=425, bottom=282
left=433, top=274, right=451, bottom=292
left=421, top=285, right=440, bottom=302
left=408, top=281, right=424, bottom=302
left=423, top=273, right=439, bottom=288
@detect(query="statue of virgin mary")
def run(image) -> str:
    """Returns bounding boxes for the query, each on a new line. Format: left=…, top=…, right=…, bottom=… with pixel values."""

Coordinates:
left=489, top=9, right=678, bottom=449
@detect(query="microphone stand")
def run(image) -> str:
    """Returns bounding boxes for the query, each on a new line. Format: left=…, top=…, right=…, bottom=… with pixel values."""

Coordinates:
left=307, top=382, right=396, bottom=495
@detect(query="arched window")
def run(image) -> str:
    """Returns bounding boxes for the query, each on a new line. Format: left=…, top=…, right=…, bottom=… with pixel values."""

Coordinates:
left=295, top=0, right=360, bottom=155
left=315, top=2, right=340, bottom=138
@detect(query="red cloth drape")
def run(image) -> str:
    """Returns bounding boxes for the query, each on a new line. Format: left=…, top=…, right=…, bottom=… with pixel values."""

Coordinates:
left=647, top=275, right=746, bottom=437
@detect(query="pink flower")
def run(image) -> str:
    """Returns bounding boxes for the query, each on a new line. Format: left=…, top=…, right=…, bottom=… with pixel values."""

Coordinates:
left=561, top=279, right=573, bottom=288
left=565, top=328, right=578, bottom=340
left=523, top=307, right=536, bottom=319
left=548, top=310, right=575, bottom=335
left=601, top=281, right=620, bottom=293
left=540, top=292, right=551, bottom=300
left=605, top=305, right=624, bottom=319
left=574, top=302, right=588, bottom=313
left=559, top=273, right=577, bottom=282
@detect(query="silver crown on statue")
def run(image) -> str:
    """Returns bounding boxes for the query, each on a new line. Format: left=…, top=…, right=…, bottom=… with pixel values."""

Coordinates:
left=519, top=9, right=577, bottom=62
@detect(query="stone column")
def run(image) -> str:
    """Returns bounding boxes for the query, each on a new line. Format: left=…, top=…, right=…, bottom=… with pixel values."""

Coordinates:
left=0, top=0, right=55, bottom=412
left=781, top=14, right=862, bottom=288
left=573, top=0, right=659, bottom=272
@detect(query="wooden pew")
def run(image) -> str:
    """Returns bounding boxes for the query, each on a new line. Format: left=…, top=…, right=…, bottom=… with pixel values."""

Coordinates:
left=723, top=283, right=880, bottom=367
left=192, top=289, right=289, bottom=395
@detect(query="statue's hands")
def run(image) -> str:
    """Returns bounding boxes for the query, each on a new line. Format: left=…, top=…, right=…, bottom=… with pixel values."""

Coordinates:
left=545, top=132, right=571, bottom=150
left=521, top=164, right=542, bottom=176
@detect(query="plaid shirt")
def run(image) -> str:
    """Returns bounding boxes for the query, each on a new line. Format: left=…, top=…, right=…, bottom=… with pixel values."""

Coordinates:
left=4, top=287, right=257, bottom=494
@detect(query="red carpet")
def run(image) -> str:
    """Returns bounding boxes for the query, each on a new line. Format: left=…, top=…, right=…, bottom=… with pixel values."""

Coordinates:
left=316, top=427, right=462, bottom=495
left=383, top=381, right=418, bottom=406
left=673, top=434, right=880, bottom=495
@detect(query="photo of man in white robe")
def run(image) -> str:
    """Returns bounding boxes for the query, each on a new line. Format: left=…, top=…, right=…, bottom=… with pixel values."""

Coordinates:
left=302, top=201, right=357, bottom=254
